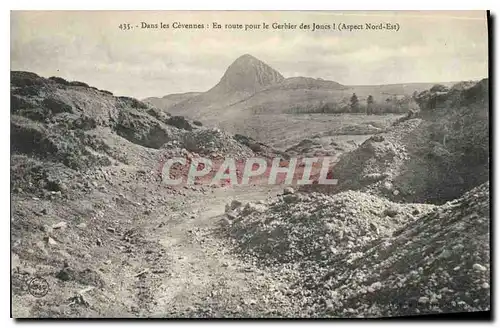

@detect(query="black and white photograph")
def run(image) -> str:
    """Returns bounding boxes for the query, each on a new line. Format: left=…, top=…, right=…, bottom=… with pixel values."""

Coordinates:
left=9, top=10, right=490, bottom=319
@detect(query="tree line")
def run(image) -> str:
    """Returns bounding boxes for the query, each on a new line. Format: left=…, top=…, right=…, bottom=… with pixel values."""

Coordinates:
left=287, top=93, right=420, bottom=115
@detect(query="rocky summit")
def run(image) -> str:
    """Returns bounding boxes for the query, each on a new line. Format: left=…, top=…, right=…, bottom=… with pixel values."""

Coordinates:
left=212, top=54, right=284, bottom=95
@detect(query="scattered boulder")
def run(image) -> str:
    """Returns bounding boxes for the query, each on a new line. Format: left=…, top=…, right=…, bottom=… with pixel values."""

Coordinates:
left=225, top=200, right=243, bottom=213
left=241, top=202, right=268, bottom=215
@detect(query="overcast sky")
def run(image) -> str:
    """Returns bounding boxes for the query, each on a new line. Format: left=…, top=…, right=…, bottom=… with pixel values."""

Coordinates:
left=11, top=11, right=488, bottom=99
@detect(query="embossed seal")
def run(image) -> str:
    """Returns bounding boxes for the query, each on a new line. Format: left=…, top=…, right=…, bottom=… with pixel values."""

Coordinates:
left=27, top=277, right=49, bottom=298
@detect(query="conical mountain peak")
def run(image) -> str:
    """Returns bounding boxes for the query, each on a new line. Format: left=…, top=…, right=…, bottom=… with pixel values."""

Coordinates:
left=211, top=54, right=284, bottom=94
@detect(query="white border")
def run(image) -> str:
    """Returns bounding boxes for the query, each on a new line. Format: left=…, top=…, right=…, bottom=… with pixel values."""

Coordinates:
left=2, top=1, right=498, bottom=10
left=3, top=1, right=498, bottom=327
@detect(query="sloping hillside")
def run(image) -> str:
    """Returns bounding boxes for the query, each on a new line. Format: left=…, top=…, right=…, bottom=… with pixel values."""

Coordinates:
left=305, top=79, right=489, bottom=204
left=10, top=71, right=287, bottom=317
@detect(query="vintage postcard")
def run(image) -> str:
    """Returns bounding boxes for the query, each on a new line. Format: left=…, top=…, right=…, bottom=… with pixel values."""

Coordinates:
left=10, top=10, right=490, bottom=318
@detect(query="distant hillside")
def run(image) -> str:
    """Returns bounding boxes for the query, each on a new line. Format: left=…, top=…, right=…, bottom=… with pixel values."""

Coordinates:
left=143, top=92, right=202, bottom=111
left=269, top=76, right=346, bottom=91
left=147, top=54, right=465, bottom=143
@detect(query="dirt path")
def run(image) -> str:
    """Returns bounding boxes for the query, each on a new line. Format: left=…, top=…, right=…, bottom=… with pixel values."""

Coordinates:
left=149, top=185, right=290, bottom=317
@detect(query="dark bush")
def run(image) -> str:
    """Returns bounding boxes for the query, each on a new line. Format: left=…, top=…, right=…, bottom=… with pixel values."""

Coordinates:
left=146, top=107, right=170, bottom=123
left=14, top=86, right=41, bottom=96
left=72, top=116, right=97, bottom=130
left=69, top=81, right=90, bottom=88
left=11, top=95, right=34, bottom=111
left=430, top=84, right=449, bottom=93
left=11, top=71, right=44, bottom=88
left=18, top=108, right=51, bottom=122
left=166, top=115, right=193, bottom=131
left=42, top=97, right=73, bottom=114
left=11, top=121, right=57, bottom=156
left=118, top=96, right=149, bottom=109
left=49, top=76, right=70, bottom=86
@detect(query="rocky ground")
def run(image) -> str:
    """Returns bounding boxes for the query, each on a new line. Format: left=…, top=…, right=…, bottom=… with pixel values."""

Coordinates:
left=11, top=72, right=490, bottom=318
left=222, top=183, right=490, bottom=318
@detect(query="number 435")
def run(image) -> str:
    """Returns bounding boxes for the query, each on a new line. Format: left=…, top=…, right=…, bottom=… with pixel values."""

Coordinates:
left=119, top=23, right=132, bottom=30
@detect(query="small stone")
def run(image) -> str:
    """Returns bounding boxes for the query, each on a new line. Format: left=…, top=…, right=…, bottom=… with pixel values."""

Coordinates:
left=481, top=282, right=490, bottom=289
left=230, top=200, right=243, bottom=210
left=369, top=222, right=380, bottom=234
left=52, top=221, right=68, bottom=229
left=44, top=236, right=57, bottom=245
left=283, top=194, right=299, bottom=204
left=96, top=238, right=103, bottom=246
left=242, top=202, right=268, bottom=215
left=76, top=222, right=87, bottom=229
left=384, top=207, right=399, bottom=218
left=283, top=187, right=295, bottom=195
left=418, top=296, right=429, bottom=304
left=41, top=225, right=53, bottom=233
left=58, top=182, right=68, bottom=192
left=472, top=263, right=487, bottom=272
left=392, top=189, right=400, bottom=196
left=106, top=227, right=116, bottom=233
left=439, top=249, right=451, bottom=259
